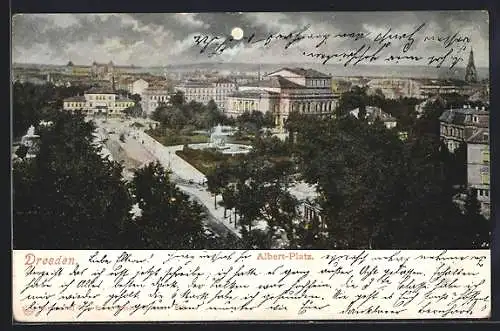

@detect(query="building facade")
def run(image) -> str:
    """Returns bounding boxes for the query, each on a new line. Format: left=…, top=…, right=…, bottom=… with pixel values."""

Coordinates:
left=63, top=87, right=135, bottom=116
left=129, top=79, right=149, bottom=96
left=141, top=86, right=170, bottom=115
left=175, top=78, right=237, bottom=111
left=229, top=68, right=339, bottom=128
left=466, top=128, right=490, bottom=218
left=439, top=106, right=489, bottom=152
left=225, top=90, right=280, bottom=118
left=366, top=78, right=422, bottom=99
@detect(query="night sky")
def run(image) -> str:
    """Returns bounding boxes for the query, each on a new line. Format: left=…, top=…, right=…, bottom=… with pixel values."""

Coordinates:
left=11, top=12, right=489, bottom=68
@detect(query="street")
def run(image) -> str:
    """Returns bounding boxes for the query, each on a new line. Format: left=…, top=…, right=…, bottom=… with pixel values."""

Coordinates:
left=90, top=116, right=242, bottom=243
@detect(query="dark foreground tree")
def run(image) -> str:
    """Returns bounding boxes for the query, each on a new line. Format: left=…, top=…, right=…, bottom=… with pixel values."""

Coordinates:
left=287, top=111, right=489, bottom=249
left=130, top=161, right=205, bottom=249
left=13, top=111, right=134, bottom=249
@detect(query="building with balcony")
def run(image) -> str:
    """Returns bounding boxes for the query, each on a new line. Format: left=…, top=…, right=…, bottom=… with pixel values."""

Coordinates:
left=466, top=128, right=490, bottom=218
left=439, top=106, right=489, bottom=152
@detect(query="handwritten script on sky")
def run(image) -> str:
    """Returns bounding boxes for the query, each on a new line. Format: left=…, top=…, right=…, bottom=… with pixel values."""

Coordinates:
left=192, top=23, right=473, bottom=69
left=13, top=250, right=490, bottom=321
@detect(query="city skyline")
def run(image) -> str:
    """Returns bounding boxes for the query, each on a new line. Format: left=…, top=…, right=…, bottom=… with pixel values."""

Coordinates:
left=12, top=11, right=489, bottom=68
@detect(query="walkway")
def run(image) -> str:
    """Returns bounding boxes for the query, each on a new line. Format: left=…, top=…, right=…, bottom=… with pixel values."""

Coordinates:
left=93, top=118, right=242, bottom=238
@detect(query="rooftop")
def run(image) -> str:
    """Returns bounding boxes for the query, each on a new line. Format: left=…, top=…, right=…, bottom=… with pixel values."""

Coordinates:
left=243, top=76, right=306, bottom=89
left=269, top=67, right=331, bottom=78
left=85, top=87, right=116, bottom=94
left=439, top=107, right=489, bottom=127
left=288, top=181, right=318, bottom=202
left=229, top=89, right=279, bottom=98
left=467, top=128, right=489, bottom=144
left=63, top=96, right=86, bottom=102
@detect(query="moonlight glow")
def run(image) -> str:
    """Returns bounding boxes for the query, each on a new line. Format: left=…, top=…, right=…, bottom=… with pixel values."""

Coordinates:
left=231, top=27, right=244, bottom=40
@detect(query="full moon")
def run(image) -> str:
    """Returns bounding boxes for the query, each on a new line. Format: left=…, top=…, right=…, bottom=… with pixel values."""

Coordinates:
left=231, top=27, right=244, bottom=40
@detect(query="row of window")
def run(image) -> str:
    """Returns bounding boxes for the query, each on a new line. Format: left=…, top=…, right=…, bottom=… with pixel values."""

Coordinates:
left=232, top=101, right=259, bottom=111
left=309, top=79, right=330, bottom=87
left=291, top=101, right=336, bottom=113
left=149, top=95, right=169, bottom=101
left=88, top=95, right=114, bottom=101
left=64, top=102, right=133, bottom=108
left=441, top=125, right=464, bottom=138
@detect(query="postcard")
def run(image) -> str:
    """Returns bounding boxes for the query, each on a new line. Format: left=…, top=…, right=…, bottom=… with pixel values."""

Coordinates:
left=11, top=11, right=491, bottom=322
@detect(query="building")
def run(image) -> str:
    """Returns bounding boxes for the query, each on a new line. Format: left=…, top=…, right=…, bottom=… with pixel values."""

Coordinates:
left=229, top=67, right=339, bottom=128
left=419, top=79, right=476, bottom=98
left=141, top=86, right=171, bottom=115
left=91, top=61, right=116, bottom=80
left=288, top=182, right=327, bottom=232
left=175, top=78, right=237, bottom=110
left=128, top=79, right=149, bottom=96
left=439, top=105, right=489, bottom=152
left=63, top=87, right=135, bottom=117
left=66, top=61, right=92, bottom=77
left=366, top=78, right=422, bottom=99
left=465, top=48, right=478, bottom=84
left=225, top=89, right=280, bottom=118
left=466, top=128, right=490, bottom=218
left=349, top=106, right=397, bottom=129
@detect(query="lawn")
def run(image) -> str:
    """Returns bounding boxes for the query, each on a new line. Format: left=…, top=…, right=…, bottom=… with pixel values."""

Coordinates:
left=147, top=129, right=209, bottom=146
left=176, top=147, right=244, bottom=175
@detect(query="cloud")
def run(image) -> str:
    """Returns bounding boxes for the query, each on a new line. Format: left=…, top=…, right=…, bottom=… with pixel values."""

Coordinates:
left=11, top=12, right=489, bottom=68
left=175, top=13, right=210, bottom=29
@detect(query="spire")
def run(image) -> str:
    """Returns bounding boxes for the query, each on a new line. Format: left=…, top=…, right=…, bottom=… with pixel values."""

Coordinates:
left=465, top=48, right=478, bottom=83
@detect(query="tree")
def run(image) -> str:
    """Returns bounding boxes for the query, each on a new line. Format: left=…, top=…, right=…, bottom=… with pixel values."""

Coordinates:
left=13, top=111, right=134, bottom=249
left=287, top=110, right=486, bottom=249
left=206, top=165, right=230, bottom=209
left=463, top=188, right=489, bottom=248
left=129, top=161, right=205, bottom=249
left=449, top=142, right=467, bottom=187
left=129, top=93, right=141, bottom=104
left=170, top=91, right=185, bottom=107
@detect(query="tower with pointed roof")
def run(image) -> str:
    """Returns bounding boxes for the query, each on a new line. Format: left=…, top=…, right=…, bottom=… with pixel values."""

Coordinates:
left=465, top=48, right=478, bottom=83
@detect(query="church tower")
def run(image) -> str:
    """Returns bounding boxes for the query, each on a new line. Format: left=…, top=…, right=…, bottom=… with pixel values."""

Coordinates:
left=465, top=48, right=478, bottom=83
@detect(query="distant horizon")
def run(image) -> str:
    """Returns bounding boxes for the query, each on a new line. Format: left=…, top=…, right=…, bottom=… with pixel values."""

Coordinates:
left=12, top=61, right=489, bottom=70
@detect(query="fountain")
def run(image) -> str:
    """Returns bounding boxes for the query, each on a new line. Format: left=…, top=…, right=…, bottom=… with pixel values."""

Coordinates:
left=209, top=124, right=227, bottom=149
left=20, top=125, right=40, bottom=158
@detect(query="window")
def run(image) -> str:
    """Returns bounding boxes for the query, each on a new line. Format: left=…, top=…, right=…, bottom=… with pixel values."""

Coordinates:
left=481, top=171, right=490, bottom=185
left=482, top=149, right=490, bottom=164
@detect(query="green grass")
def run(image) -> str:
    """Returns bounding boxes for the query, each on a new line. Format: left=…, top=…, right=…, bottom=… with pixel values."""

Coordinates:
left=176, top=148, right=229, bottom=175
left=147, top=130, right=209, bottom=146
